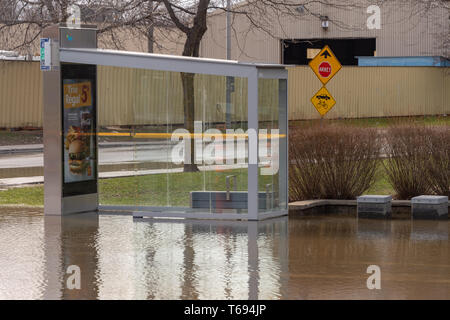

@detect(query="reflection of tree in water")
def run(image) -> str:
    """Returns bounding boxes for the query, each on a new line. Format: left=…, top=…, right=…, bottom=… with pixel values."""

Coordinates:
left=181, top=223, right=199, bottom=299
left=142, top=224, right=158, bottom=300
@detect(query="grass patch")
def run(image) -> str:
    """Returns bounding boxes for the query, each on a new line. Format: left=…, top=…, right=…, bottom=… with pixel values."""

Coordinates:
left=364, top=166, right=393, bottom=196
left=0, top=186, right=44, bottom=207
left=100, top=169, right=249, bottom=206
left=99, top=169, right=275, bottom=206
left=290, top=115, right=450, bottom=128
left=0, top=168, right=276, bottom=207
left=0, top=167, right=394, bottom=207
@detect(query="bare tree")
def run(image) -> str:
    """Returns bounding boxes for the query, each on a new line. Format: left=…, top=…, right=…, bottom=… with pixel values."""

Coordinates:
left=0, top=1, right=18, bottom=22
left=0, top=1, right=165, bottom=53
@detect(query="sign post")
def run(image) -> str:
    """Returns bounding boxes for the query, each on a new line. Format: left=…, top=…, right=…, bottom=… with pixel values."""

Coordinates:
left=309, top=45, right=342, bottom=117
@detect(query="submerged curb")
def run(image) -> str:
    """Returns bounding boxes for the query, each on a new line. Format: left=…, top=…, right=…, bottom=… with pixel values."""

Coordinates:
left=289, top=199, right=449, bottom=219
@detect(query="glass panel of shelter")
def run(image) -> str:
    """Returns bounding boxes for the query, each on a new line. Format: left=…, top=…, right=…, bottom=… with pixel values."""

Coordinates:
left=125, top=69, right=250, bottom=214
left=96, top=63, right=286, bottom=217
left=257, top=78, right=288, bottom=213
left=201, top=75, right=249, bottom=214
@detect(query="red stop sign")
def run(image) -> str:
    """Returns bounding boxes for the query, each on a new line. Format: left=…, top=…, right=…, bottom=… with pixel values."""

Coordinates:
left=318, top=62, right=332, bottom=78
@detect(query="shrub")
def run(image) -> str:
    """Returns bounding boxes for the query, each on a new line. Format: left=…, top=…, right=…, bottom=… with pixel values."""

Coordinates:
left=382, top=124, right=434, bottom=199
left=289, top=124, right=381, bottom=201
left=289, top=127, right=323, bottom=201
left=426, top=126, right=450, bottom=197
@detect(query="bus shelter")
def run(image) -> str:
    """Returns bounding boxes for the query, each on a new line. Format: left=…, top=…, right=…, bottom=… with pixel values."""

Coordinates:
left=43, top=24, right=288, bottom=221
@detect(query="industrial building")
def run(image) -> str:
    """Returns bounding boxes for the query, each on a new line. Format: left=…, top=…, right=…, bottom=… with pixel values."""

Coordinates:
left=199, top=1, right=449, bottom=65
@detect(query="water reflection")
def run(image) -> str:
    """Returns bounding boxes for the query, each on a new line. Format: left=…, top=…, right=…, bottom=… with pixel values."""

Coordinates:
left=287, top=216, right=449, bottom=300
left=0, top=208, right=45, bottom=299
left=130, top=218, right=289, bottom=300
left=0, top=209, right=448, bottom=300
left=411, top=220, right=448, bottom=241
left=43, top=213, right=99, bottom=299
left=42, top=213, right=288, bottom=300
left=357, top=218, right=392, bottom=239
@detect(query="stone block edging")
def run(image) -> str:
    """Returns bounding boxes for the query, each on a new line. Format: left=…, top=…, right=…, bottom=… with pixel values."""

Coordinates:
left=288, top=199, right=449, bottom=219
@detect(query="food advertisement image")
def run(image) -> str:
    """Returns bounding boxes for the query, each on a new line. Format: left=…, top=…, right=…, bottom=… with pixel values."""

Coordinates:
left=63, top=79, right=96, bottom=183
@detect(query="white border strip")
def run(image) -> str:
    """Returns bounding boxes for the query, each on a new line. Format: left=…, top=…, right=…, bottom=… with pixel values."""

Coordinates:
left=60, top=48, right=285, bottom=78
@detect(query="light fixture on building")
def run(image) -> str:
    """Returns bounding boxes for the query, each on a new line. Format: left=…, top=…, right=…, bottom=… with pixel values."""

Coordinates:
left=320, top=15, right=329, bottom=30
left=296, top=5, right=305, bottom=14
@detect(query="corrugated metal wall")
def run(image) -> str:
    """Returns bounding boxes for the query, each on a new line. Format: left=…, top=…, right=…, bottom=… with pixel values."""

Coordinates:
left=97, top=66, right=250, bottom=126
left=0, top=61, right=449, bottom=128
left=288, top=66, right=450, bottom=119
left=0, top=61, right=43, bottom=127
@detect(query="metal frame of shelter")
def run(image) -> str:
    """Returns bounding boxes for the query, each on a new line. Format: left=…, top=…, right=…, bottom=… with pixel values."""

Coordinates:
left=43, top=24, right=288, bottom=221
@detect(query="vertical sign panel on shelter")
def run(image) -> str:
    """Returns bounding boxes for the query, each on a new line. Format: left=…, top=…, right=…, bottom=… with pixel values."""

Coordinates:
left=61, top=64, right=98, bottom=197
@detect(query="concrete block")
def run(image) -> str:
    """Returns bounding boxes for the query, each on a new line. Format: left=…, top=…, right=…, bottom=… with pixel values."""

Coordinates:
left=411, top=195, right=448, bottom=220
left=190, top=191, right=273, bottom=210
left=357, top=195, right=392, bottom=219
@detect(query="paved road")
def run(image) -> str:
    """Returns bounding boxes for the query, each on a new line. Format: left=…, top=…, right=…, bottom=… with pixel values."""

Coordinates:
left=0, top=144, right=250, bottom=187
left=0, top=142, right=252, bottom=187
left=0, top=145, right=173, bottom=169
left=0, top=141, right=251, bottom=169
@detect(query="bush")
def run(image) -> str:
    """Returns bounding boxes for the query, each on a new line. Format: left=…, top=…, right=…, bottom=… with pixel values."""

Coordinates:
left=383, top=124, right=450, bottom=199
left=289, top=124, right=381, bottom=201
left=426, top=126, right=449, bottom=197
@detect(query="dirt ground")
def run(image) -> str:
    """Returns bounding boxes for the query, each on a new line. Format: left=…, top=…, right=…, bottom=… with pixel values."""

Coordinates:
left=0, top=130, right=43, bottom=146
left=0, top=127, right=134, bottom=146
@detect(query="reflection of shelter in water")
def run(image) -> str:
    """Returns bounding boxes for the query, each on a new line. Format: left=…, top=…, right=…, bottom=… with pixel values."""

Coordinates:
left=43, top=214, right=288, bottom=299
left=132, top=217, right=289, bottom=300
left=356, top=219, right=392, bottom=239
left=44, top=213, right=99, bottom=300
left=2, top=211, right=450, bottom=299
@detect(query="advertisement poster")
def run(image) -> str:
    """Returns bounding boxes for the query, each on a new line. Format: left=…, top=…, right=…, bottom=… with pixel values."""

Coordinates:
left=63, top=79, right=96, bottom=183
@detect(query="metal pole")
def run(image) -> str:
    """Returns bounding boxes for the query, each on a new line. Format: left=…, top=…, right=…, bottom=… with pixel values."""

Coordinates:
left=148, top=0, right=154, bottom=53
left=225, top=0, right=233, bottom=129
left=226, top=0, right=231, bottom=60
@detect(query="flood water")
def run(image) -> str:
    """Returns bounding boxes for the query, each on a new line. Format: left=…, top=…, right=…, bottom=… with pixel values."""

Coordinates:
left=0, top=208, right=448, bottom=300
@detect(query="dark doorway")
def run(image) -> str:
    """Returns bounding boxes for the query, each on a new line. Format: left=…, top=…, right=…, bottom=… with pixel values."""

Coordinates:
left=282, top=38, right=376, bottom=66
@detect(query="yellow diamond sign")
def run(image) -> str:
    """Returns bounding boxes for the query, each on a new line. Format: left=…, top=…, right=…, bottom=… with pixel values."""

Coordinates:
left=311, top=87, right=336, bottom=116
left=309, top=45, right=342, bottom=85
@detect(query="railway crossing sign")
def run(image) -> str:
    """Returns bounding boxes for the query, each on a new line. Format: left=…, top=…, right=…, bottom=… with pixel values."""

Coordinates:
left=311, top=87, right=336, bottom=116
left=309, top=45, right=342, bottom=85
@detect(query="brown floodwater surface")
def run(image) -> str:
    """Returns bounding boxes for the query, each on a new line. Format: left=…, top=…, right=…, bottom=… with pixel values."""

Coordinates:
left=0, top=208, right=448, bottom=299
